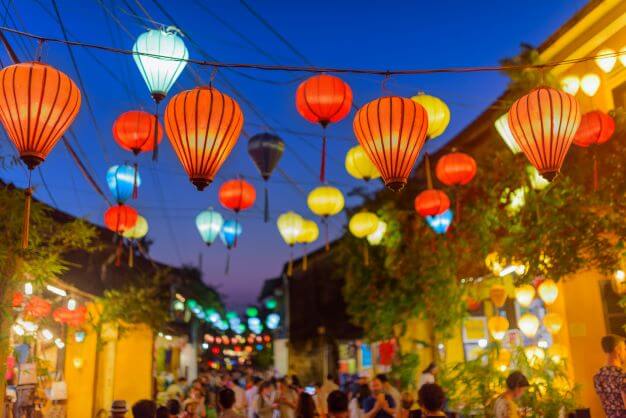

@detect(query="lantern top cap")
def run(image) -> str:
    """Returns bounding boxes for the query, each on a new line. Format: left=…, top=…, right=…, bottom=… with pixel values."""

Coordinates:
left=161, top=25, right=184, bottom=36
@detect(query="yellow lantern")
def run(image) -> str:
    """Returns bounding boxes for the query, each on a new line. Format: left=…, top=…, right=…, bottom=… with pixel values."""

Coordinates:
left=547, top=343, right=567, bottom=363
left=494, top=113, right=521, bottom=154
left=123, top=215, right=149, bottom=239
left=297, top=219, right=319, bottom=271
left=277, top=211, right=304, bottom=276
left=349, top=211, right=379, bottom=266
left=620, top=46, right=626, bottom=67
left=345, top=145, right=380, bottom=181
left=524, top=346, right=545, bottom=367
left=410, top=92, right=450, bottom=139
left=595, top=48, right=617, bottom=73
left=366, top=220, right=387, bottom=246
left=543, top=312, right=563, bottom=334
left=493, top=349, right=511, bottom=372
left=581, top=73, right=601, bottom=97
left=560, top=75, right=580, bottom=96
left=518, top=313, right=540, bottom=338
left=515, top=284, right=535, bottom=307
left=488, top=316, right=509, bottom=341
left=611, top=270, right=626, bottom=295
left=489, top=284, right=507, bottom=308
left=485, top=252, right=505, bottom=275
left=307, top=186, right=344, bottom=251
left=538, top=279, right=558, bottom=305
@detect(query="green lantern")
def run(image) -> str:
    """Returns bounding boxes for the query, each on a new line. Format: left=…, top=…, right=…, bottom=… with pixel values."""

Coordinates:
left=265, top=298, right=277, bottom=310
left=246, top=307, right=259, bottom=317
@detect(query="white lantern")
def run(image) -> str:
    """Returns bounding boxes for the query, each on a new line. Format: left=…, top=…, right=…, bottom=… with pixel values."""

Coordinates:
left=518, top=313, right=540, bottom=338
left=595, top=48, right=617, bottom=73
left=494, top=113, right=521, bottom=154
left=580, top=73, right=601, bottom=97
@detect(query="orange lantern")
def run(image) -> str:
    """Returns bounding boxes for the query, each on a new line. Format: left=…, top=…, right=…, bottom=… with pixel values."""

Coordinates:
left=435, top=152, right=477, bottom=186
left=12, top=292, right=23, bottom=308
left=508, top=87, right=581, bottom=181
left=25, top=296, right=51, bottom=318
left=573, top=110, right=615, bottom=191
left=104, top=205, right=138, bottom=234
left=112, top=110, right=163, bottom=155
left=414, top=190, right=450, bottom=217
left=488, top=316, right=509, bottom=341
left=490, top=284, right=507, bottom=308
left=53, top=305, right=87, bottom=327
left=0, top=62, right=81, bottom=248
left=219, top=179, right=256, bottom=213
left=164, top=86, right=244, bottom=191
left=296, top=74, right=352, bottom=182
left=353, top=97, right=429, bottom=191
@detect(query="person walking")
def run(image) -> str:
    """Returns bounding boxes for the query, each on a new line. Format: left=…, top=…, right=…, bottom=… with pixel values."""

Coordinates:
left=219, top=388, right=245, bottom=418
left=362, top=377, right=396, bottom=418
left=594, top=334, right=626, bottom=418
left=327, top=390, right=349, bottom=418
left=255, top=381, right=278, bottom=418
left=493, top=371, right=529, bottom=418
left=277, top=377, right=298, bottom=418
left=296, top=392, right=318, bottom=418
left=414, top=384, right=446, bottom=417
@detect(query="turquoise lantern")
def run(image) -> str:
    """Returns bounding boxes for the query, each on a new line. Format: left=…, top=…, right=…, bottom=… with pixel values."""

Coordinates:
left=196, top=208, right=224, bottom=246
left=132, top=26, right=188, bottom=103
left=220, top=220, right=242, bottom=275
left=426, top=209, right=453, bottom=234
left=106, top=164, right=140, bottom=204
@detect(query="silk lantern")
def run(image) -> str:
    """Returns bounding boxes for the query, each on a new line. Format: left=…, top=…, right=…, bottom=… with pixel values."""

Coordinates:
left=367, top=220, right=387, bottom=246
left=219, top=179, right=256, bottom=214
left=538, top=279, right=558, bottom=305
left=196, top=208, right=224, bottom=246
left=410, top=93, right=450, bottom=139
left=573, top=110, right=615, bottom=191
left=297, top=219, right=319, bottom=271
left=307, top=186, right=344, bottom=251
left=296, top=74, right=352, bottom=182
left=435, top=152, right=476, bottom=221
left=581, top=73, right=601, bottom=97
left=560, top=76, right=580, bottom=96
left=515, top=284, right=535, bottom=307
left=494, top=113, right=522, bottom=154
left=508, top=87, right=581, bottom=181
left=543, top=312, right=563, bottom=334
left=415, top=153, right=449, bottom=217
left=0, top=62, right=81, bottom=248
left=345, top=145, right=380, bottom=181
left=595, top=48, right=617, bottom=73
left=104, top=204, right=138, bottom=267
left=25, top=296, right=51, bottom=319
left=106, top=164, right=141, bottom=203
left=277, top=211, right=304, bottom=276
left=488, top=316, right=509, bottom=341
left=353, top=96, right=428, bottom=191
left=123, top=215, right=148, bottom=267
left=220, top=220, right=242, bottom=275
left=248, top=132, right=284, bottom=222
left=518, top=313, right=540, bottom=338
left=349, top=211, right=379, bottom=266
left=489, top=284, right=507, bottom=308
left=426, top=209, right=453, bottom=234
left=112, top=110, right=162, bottom=155
left=164, top=87, right=244, bottom=190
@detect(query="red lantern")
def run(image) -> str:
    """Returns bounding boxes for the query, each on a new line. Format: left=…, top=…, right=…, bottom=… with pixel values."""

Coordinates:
left=573, top=110, right=615, bottom=147
left=53, top=306, right=87, bottom=327
left=435, top=152, right=477, bottom=186
left=112, top=110, right=163, bottom=155
left=12, top=292, right=23, bottom=308
left=296, top=74, right=352, bottom=182
left=353, top=97, right=429, bottom=191
left=104, top=205, right=138, bottom=234
left=219, top=179, right=256, bottom=213
left=414, top=190, right=450, bottom=217
left=508, top=87, right=581, bottom=181
left=164, top=86, right=244, bottom=191
left=25, top=296, right=51, bottom=318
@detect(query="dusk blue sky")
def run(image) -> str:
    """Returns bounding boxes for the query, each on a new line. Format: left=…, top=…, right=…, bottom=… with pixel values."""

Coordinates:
left=0, top=1, right=587, bottom=310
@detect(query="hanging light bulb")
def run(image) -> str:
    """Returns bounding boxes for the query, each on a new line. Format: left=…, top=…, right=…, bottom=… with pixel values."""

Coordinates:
left=560, top=75, right=580, bottom=96
left=581, top=73, right=601, bottom=97
left=595, top=48, right=617, bottom=73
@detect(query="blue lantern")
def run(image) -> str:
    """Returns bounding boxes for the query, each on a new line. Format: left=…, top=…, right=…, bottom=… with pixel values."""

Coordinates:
left=426, top=209, right=453, bottom=234
left=220, top=220, right=242, bottom=249
left=196, top=208, right=224, bottom=246
left=106, top=164, right=140, bottom=204
left=266, top=313, right=281, bottom=330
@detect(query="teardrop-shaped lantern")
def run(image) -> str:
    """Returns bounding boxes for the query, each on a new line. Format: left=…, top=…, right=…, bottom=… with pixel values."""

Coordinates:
left=123, top=215, right=148, bottom=239
left=277, top=211, right=304, bottom=276
left=514, top=284, right=535, bottom=307
left=573, top=110, right=615, bottom=147
left=248, top=132, right=284, bottom=222
left=488, top=316, right=509, bottom=341
left=508, top=87, right=581, bottom=181
left=106, top=164, right=141, bottom=204
left=220, top=220, right=242, bottom=250
left=425, top=209, right=453, bottom=234
left=295, top=74, right=353, bottom=182
left=133, top=27, right=188, bottom=103
left=489, top=284, right=507, bottom=308
left=518, top=313, right=540, bottom=338
left=349, top=211, right=379, bottom=266
left=196, top=208, right=224, bottom=246
left=537, top=279, right=558, bottom=305
left=164, top=86, right=244, bottom=190
left=410, top=93, right=450, bottom=139
left=435, top=152, right=477, bottom=186
left=113, top=110, right=163, bottom=155
left=297, top=219, right=319, bottom=272
left=414, top=190, right=450, bottom=217
left=494, top=113, right=522, bottom=154
left=345, top=145, right=380, bottom=181
left=595, top=48, right=617, bottom=73
left=104, top=205, right=138, bottom=234
left=219, top=179, right=256, bottom=213
left=307, top=185, right=344, bottom=251
left=366, top=220, right=387, bottom=246
left=353, top=97, right=429, bottom=191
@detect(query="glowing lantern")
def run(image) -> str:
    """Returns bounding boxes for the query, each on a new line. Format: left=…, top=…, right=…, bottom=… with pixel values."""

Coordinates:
left=104, top=205, right=138, bottom=234
left=524, top=346, right=545, bottom=367
left=0, top=62, right=81, bottom=248
left=514, top=285, right=535, bottom=307
left=508, top=87, right=580, bottom=181
left=25, top=296, right=51, bottom=319
left=307, top=186, right=344, bottom=251
left=112, top=110, right=162, bottom=155
left=133, top=27, right=188, bottom=103
left=297, top=219, right=319, bottom=271
left=345, top=145, right=380, bottom=181
left=349, top=211, right=379, bottom=266
left=219, top=179, right=256, bottom=213
left=543, top=312, right=563, bottom=334
left=547, top=344, right=567, bottom=363
left=164, top=87, right=244, bottom=191
left=354, top=96, right=428, bottom=191
left=248, top=132, right=285, bottom=222
left=414, top=190, right=450, bottom=217
left=494, top=113, right=521, bottom=154
left=367, top=220, right=387, bottom=246
left=106, top=164, right=140, bottom=204
left=277, top=211, right=304, bottom=276
left=538, top=279, right=558, bottom=305
left=518, top=313, right=540, bottom=338
left=488, top=316, right=509, bottom=341
left=580, top=73, right=601, bottom=97
left=489, top=284, right=507, bottom=308
left=220, top=220, right=242, bottom=274
left=123, top=215, right=149, bottom=266
left=595, top=48, right=617, bottom=73
left=574, top=111, right=615, bottom=147
left=196, top=208, right=224, bottom=246
left=296, top=74, right=352, bottom=182
left=560, top=76, right=580, bottom=96
left=493, top=349, right=511, bottom=372
left=410, top=93, right=450, bottom=139
left=426, top=209, right=453, bottom=234
left=436, top=152, right=477, bottom=186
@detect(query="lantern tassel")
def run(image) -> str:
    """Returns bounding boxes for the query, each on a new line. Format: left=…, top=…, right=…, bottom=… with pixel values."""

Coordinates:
left=21, top=186, right=32, bottom=249
left=264, top=184, right=269, bottom=223
left=287, top=247, right=293, bottom=277
left=225, top=251, right=231, bottom=275
left=128, top=240, right=134, bottom=268
left=593, top=151, right=598, bottom=192
left=363, top=241, right=369, bottom=267
left=324, top=217, right=330, bottom=252
left=320, top=128, right=327, bottom=183
left=425, top=153, right=433, bottom=189
left=303, top=251, right=308, bottom=272
left=152, top=102, right=160, bottom=161
left=132, top=162, right=139, bottom=200
left=115, top=238, right=122, bottom=267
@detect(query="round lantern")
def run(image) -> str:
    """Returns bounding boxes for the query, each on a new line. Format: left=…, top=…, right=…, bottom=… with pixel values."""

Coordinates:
left=164, top=86, right=244, bottom=191
left=425, top=209, right=453, bottom=235
left=489, top=284, right=507, bottom=308
left=543, top=312, right=563, bottom=334
left=123, top=215, right=148, bottom=240
left=277, top=211, right=304, bottom=276
left=25, top=296, right=51, bottom=319
left=349, top=211, right=379, bottom=266
left=106, top=164, right=141, bottom=204
left=524, top=346, right=545, bottom=367
left=353, top=96, right=428, bottom=191
left=518, top=313, right=540, bottom=338
left=410, top=93, right=450, bottom=139
left=366, top=220, right=387, bottom=246
left=515, top=285, right=535, bottom=307
left=573, top=110, right=615, bottom=147
left=435, top=152, right=477, bottom=186
left=414, top=190, right=450, bottom=217
left=494, top=113, right=522, bottom=154
left=104, top=205, right=138, bottom=234
left=296, top=74, right=352, bottom=182
left=580, top=73, right=601, bottom=97
left=12, top=292, right=23, bottom=308
left=112, top=110, right=162, bottom=155
left=595, top=48, right=617, bottom=73
left=537, top=279, right=558, bottom=305
left=345, top=145, right=380, bottom=181
left=508, top=87, right=581, bottom=181
left=488, top=316, right=509, bottom=341
left=220, top=220, right=242, bottom=274
left=297, top=219, right=319, bottom=271
left=307, top=186, right=345, bottom=251
left=133, top=27, right=188, bottom=103
left=248, top=132, right=285, bottom=222
left=196, top=208, right=224, bottom=246
left=219, top=179, right=256, bottom=213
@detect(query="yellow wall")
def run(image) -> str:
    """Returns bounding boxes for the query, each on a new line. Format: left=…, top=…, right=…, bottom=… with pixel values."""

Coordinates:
left=113, top=325, right=154, bottom=408
left=65, top=327, right=98, bottom=417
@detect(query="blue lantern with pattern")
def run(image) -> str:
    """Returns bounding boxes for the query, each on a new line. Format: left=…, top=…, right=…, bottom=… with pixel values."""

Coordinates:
left=220, top=220, right=242, bottom=275
left=106, top=164, right=140, bottom=204
left=425, top=209, right=453, bottom=234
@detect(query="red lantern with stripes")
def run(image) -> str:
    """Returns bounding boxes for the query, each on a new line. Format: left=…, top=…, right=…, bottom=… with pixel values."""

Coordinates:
left=104, top=205, right=138, bottom=234
left=414, top=190, right=450, bottom=217
left=573, top=110, right=615, bottom=191
left=435, top=152, right=477, bottom=186
left=219, top=179, right=256, bottom=213
left=113, top=110, right=163, bottom=155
